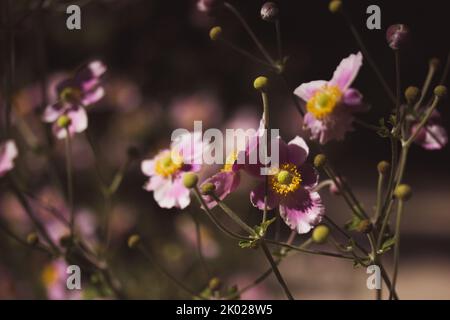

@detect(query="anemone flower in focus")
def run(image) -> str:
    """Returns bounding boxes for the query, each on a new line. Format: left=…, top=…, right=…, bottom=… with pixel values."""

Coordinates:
left=250, top=136, right=324, bottom=234
left=141, top=132, right=209, bottom=209
left=0, top=140, right=18, bottom=177
left=294, top=52, right=366, bottom=144
left=42, top=60, right=106, bottom=139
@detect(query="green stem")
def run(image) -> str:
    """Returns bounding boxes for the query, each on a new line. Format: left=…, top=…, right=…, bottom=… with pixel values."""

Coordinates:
left=405, top=96, right=441, bottom=147
left=394, top=50, right=401, bottom=125
left=260, top=240, right=294, bottom=300
left=414, top=60, right=438, bottom=111
left=224, top=2, right=276, bottom=66
left=261, top=91, right=270, bottom=224
left=64, top=130, right=75, bottom=238
left=218, top=38, right=275, bottom=69
left=374, top=171, right=385, bottom=223
left=190, top=212, right=211, bottom=278
left=390, top=200, right=404, bottom=300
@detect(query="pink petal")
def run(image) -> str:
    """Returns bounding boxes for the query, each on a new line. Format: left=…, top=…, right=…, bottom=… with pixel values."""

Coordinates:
left=81, top=86, right=105, bottom=106
left=293, top=80, right=327, bottom=101
left=42, top=103, right=65, bottom=123
left=141, top=159, right=156, bottom=176
left=0, top=140, right=18, bottom=177
left=201, top=171, right=240, bottom=209
left=329, top=52, right=363, bottom=91
left=287, top=136, right=309, bottom=165
left=279, top=190, right=324, bottom=234
left=250, top=183, right=281, bottom=211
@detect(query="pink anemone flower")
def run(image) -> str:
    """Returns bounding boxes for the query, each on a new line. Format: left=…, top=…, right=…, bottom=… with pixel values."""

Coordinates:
left=0, top=140, right=18, bottom=177
left=294, top=52, right=366, bottom=144
left=410, top=109, right=447, bottom=150
left=250, top=136, right=324, bottom=234
left=141, top=132, right=209, bottom=209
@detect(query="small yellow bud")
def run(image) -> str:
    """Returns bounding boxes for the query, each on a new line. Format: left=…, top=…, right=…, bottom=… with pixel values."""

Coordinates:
left=328, top=0, right=342, bottom=14
left=208, top=277, right=222, bottom=291
left=394, top=184, right=412, bottom=201
left=209, top=26, right=222, bottom=41
left=312, top=225, right=330, bottom=244
left=201, top=182, right=216, bottom=195
left=183, top=172, right=199, bottom=189
left=127, top=234, right=141, bottom=249
left=356, top=219, right=372, bottom=234
left=377, top=161, right=391, bottom=175
left=313, top=154, right=327, bottom=168
left=26, top=232, right=39, bottom=246
left=434, top=85, right=447, bottom=98
left=253, top=76, right=269, bottom=91
left=57, top=115, right=71, bottom=128
left=404, top=86, right=420, bottom=105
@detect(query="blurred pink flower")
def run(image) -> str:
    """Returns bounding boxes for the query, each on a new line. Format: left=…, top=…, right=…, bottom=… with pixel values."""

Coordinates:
left=0, top=140, right=18, bottom=177
left=411, top=110, right=448, bottom=150
left=43, top=61, right=106, bottom=139
left=41, top=258, right=82, bottom=300
left=294, top=52, right=366, bottom=144
left=141, top=132, right=209, bottom=209
left=105, top=78, right=143, bottom=112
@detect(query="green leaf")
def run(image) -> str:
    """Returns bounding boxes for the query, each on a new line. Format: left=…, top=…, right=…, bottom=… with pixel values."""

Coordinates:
left=345, top=215, right=362, bottom=232
left=378, top=236, right=396, bottom=254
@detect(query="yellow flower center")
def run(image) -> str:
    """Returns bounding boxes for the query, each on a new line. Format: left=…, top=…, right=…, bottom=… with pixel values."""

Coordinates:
left=155, top=151, right=183, bottom=178
left=60, top=87, right=82, bottom=103
left=270, top=163, right=302, bottom=196
left=222, top=151, right=238, bottom=172
left=306, top=85, right=342, bottom=119
left=41, top=264, right=59, bottom=286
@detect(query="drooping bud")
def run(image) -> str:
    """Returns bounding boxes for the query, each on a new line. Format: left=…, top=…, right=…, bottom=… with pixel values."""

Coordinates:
left=312, top=225, right=330, bottom=244
left=434, top=85, right=447, bottom=98
left=127, top=234, right=140, bottom=249
left=253, top=76, right=269, bottom=91
left=394, top=184, right=412, bottom=201
left=328, top=0, right=342, bottom=14
left=386, top=24, right=410, bottom=50
left=404, top=86, right=420, bottom=105
left=197, top=0, right=223, bottom=15
left=26, top=232, right=39, bottom=246
left=356, top=219, right=372, bottom=234
left=377, top=161, right=391, bottom=175
left=260, top=2, right=279, bottom=22
left=209, top=26, right=222, bottom=41
left=313, top=154, right=327, bottom=168
left=208, top=277, right=222, bottom=291
left=57, top=115, right=71, bottom=128
left=183, top=172, right=199, bottom=189
left=201, top=182, right=216, bottom=195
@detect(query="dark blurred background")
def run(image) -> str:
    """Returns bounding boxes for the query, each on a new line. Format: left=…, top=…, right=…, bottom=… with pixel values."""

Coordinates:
left=0, top=0, right=449, bottom=299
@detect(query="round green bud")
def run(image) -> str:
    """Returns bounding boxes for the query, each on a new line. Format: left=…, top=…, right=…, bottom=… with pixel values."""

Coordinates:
left=312, top=225, right=330, bottom=244
left=253, top=76, right=269, bottom=91
left=394, top=184, right=412, bottom=201
left=377, top=160, right=391, bottom=175
left=328, top=0, right=342, bottom=14
left=209, top=26, right=222, bottom=41
left=57, top=115, right=71, bottom=128
left=201, top=182, right=216, bottom=195
left=404, top=86, right=420, bottom=105
left=313, top=154, right=327, bottom=168
left=26, top=232, right=39, bottom=246
left=356, top=219, right=373, bottom=234
left=434, top=85, right=447, bottom=98
left=183, top=172, right=199, bottom=189
left=127, top=234, right=140, bottom=249
left=208, top=277, right=222, bottom=291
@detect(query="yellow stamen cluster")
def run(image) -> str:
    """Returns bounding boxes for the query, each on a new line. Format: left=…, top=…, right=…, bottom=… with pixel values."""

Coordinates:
left=270, top=163, right=302, bottom=196
left=306, top=85, right=342, bottom=119
left=60, top=87, right=82, bottom=103
left=41, top=264, right=59, bottom=286
left=154, top=150, right=183, bottom=178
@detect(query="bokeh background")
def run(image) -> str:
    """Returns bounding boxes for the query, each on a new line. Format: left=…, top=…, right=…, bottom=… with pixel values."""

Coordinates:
left=0, top=0, right=449, bottom=299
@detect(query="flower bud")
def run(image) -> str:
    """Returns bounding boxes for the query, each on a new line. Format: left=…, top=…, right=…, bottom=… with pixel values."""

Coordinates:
left=260, top=2, right=279, bottom=22
left=404, top=86, right=420, bottom=105
left=328, top=0, right=342, bottom=14
left=356, top=219, right=372, bottom=234
left=377, top=160, right=391, bottom=175
left=253, top=76, right=269, bottom=91
left=312, top=225, right=330, bottom=244
left=127, top=234, right=140, bottom=249
left=208, top=277, right=222, bottom=291
left=26, top=232, right=39, bottom=246
left=313, top=154, right=327, bottom=168
left=57, top=115, right=71, bottom=128
left=434, top=85, right=447, bottom=98
left=201, top=182, right=216, bottom=195
left=394, top=184, right=412, bottom=201
left=386, top=24, right=410, bottom=50
left=183, top=172, right=199, bottom=189
left=209, top=26, right=222, bottom=41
